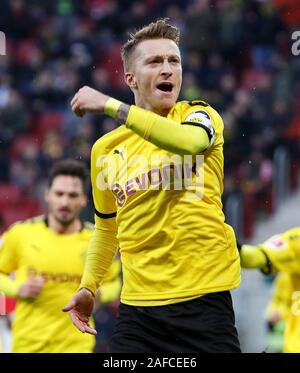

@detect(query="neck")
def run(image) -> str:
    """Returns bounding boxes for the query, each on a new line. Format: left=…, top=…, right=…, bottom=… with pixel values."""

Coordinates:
left=47, top=214, right=81, bottom=234
left=134, top=97, right=171, bottom=117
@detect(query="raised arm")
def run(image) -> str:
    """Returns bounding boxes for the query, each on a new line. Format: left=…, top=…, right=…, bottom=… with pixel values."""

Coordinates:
left=71, top=86, right=214, bottom=155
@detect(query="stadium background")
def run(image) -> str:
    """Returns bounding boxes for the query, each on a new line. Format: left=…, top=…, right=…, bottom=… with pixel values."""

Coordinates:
left=0, top=0, right=299, bottom=352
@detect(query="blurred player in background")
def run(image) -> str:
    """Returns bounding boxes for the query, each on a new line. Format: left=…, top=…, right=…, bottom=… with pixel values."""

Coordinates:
left=0, top=159, right=121, bottom=352
left=239, top=228, right=300, bottom=352
left=63, top=19, right=241, bottom=353
left=264, top=272, right=291, bottom=352
left=0, top=296, right=15, bottom=352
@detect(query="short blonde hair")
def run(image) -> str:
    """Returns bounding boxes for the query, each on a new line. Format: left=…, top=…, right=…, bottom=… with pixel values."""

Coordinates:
left=121, top=18, right=180, bottom=71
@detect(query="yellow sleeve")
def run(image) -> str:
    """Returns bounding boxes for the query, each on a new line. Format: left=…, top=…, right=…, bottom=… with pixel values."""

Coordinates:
left=79, top=218, right=118, bottom=296
left=79, top=143, right=119, bottom=295
left=125, top=105, right=211, bottom=155
left=265, top=272, right=292, bottom=322
left=241, top=229, right=300, bottom=275
left=239, top=244, right=269, bottom=269
left=0, top=272, right=20, bottom=297
left=0, top=226, right=22, bottom=296
left=0, top=225, right=20, bottom=273
left=260, top=231, right=300, bottom=274
left=90, top=140, right=117, bottom=217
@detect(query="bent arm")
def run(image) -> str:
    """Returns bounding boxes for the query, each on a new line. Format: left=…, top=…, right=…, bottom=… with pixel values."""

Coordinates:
left=125, top=105, right=210, bottom=155
left=105, top=99, right=211, bottom=155
left=71, top=87, right=212, bottom=155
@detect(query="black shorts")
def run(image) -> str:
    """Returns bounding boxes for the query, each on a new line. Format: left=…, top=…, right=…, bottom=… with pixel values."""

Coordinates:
left=109, top=291, right=241, bottom=353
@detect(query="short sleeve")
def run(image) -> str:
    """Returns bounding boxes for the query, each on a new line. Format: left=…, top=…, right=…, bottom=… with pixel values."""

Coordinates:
left=0, top=225, right=21, bottom=273
left=91, top=140, right=117, bottom=218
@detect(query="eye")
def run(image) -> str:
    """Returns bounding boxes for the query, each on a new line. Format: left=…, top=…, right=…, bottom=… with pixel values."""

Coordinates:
left=147, top=57, right=162, bottom=65
left=150, top=59, right=160, bottom=64
left=69, top=193, right=79, bottom=198
left=170, top=57, right=180, bottom=64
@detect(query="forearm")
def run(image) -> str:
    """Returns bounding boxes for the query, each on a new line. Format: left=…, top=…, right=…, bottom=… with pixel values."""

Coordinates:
left=0, top=272, right=20, bottom=297
left=104, top=98, right=210, bottom=155
left=80, top=226, right=118, bottom=296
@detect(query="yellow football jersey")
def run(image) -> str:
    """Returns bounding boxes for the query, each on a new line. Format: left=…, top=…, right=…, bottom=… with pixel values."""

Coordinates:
left=266, top=272, right=292, bottom=322
left=0, top=216, right=120, bottom=352
left=91, top=100, right=241, bottom=306
left=259, top=227, right=300, bottom=352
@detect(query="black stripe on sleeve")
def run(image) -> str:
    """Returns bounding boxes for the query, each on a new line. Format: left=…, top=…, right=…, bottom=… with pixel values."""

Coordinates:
left=187, top=100, right=210, bottom=107
left=181, top=121, right=214, bottom=141
left=95, top=209, right=117, bottom=219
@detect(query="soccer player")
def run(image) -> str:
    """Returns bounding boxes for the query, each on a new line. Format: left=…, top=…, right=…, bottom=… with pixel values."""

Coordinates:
left=265, top=272, right=291, bottom=352
left=239, top=228, right=300, bottom=352
left=0, top=159, right=121, bottom=352
left=63, top=19, right=241, bottom=352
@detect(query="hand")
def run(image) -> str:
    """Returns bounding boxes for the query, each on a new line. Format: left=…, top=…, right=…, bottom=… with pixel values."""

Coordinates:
left=70, top=86, right=109, bottom=117
left=62, top=288, right=97, bottom=335
left=18, top=277, right=44, bottom=299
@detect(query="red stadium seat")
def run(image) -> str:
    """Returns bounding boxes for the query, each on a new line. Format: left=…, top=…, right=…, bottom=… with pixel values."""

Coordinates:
left=241, top=69, right=268, bottom=91
left=36, top=112, right=64, bottom=139
left=2, top=202, right=42, bottom=229
left=0, top=183, right=22, bottom=210
left=9, top=134, right=41, bottom=160
left=286, top=116, right=300, bottom=140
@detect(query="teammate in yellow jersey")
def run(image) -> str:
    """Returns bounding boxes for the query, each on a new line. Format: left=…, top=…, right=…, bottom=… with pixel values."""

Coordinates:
left=265, top=272, right=291, bottom=352
left=239, top=227, right=300, bottom=352
left=63, top=19, right=241, bottom=352
left=0, top=159, right=121, bottom=352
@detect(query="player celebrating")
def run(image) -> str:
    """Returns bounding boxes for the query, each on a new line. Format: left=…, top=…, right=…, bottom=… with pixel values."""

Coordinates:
left=64, top=19, right=241, bottom=353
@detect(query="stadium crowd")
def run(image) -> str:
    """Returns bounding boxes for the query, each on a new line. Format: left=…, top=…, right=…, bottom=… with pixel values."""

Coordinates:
left=1, top=0, right=299, bottom=239
left=0, top=0, right=300, bottom=353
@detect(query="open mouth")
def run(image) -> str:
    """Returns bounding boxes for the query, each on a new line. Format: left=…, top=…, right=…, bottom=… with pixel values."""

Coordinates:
left=156, top=82, right=173, bottom=93
left=59, top=209, right=71, bottom=214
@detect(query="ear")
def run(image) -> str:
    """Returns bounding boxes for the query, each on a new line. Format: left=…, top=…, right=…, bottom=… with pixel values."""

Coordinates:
left=124, top=72, right=137, bottom=90
left=81, top=194, right=87, bottom=208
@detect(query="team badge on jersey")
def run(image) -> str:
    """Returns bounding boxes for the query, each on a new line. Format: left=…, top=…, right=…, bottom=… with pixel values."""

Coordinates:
left=263, top=234, right=287, bottom=251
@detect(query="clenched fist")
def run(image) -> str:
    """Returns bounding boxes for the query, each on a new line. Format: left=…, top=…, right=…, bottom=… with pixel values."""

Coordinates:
left=71, top=86, right=109, bottom=117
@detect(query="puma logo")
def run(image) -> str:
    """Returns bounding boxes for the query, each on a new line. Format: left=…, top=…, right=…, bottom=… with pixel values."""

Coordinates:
left=113, top=146, right=126, bottom=160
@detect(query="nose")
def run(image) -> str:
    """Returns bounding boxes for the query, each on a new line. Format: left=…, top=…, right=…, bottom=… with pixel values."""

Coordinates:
left=161, top=59, right=172, bottom=77
left=60, top=195, right=70, bottom=206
